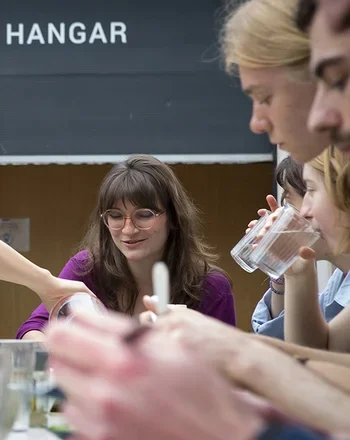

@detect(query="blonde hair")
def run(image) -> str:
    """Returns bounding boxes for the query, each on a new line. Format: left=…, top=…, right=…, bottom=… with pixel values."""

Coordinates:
left=308, top=147, right=350, bottom=252
left=222, top=0, right=310, bottom=75
left=308, top=148, right=350, bottom=212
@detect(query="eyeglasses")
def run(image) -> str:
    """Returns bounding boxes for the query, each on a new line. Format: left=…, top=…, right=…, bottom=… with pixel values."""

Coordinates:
left=101, top=208, right=165, bottom=231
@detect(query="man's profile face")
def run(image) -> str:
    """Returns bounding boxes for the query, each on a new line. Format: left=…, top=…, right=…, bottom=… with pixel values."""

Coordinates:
left=317, top=0, right=350, bottom=31
left=308, top=9, right=350, bottom=154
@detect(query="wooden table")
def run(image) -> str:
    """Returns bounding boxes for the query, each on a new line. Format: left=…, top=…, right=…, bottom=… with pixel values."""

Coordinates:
left=8, top=428, right=60, bottom=439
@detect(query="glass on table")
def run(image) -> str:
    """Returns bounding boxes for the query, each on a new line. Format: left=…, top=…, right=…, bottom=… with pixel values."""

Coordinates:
left=0, top=349, right=19, bottom=439
left=31, top=349, right=55, bottom=428
left=0, top=340, right=37, bottom=433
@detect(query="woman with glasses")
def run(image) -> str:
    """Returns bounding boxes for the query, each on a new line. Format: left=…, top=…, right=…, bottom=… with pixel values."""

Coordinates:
left=17, top=154, right=236, bottom=341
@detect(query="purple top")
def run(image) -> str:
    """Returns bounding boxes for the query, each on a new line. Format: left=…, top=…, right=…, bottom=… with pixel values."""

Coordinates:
left=16, top=250, right=236, bottom=339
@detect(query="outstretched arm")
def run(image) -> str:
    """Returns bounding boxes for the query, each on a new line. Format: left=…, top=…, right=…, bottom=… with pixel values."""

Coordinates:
left=0, top=241, right=92, bottom=311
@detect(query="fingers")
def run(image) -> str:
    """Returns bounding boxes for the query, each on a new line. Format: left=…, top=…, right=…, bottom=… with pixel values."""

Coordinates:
left=154, top=309, right=188, bottom=333
left=155, top=308, right=205, bottom=339
left=246, top=214, right=265, bottom=234
left=256, top=210, right=280, bottom=240
left=139, top=310, right=154, bottom=325
left=299, top=247, right=316, bottom=261
left=246, top=220, right=258, bottom=234
left=266, top=195, right=279, bottom=212
left=245, top=195, right=280, bottom=236
left=247, top=220, right=258, bottom=229
left=42, top=279, right=99, bottom=313
left=257, top=209, right=268, bottom=217
left=247, top=199, right=282, bottom=239
left=143, top=295, right=158, bottom=313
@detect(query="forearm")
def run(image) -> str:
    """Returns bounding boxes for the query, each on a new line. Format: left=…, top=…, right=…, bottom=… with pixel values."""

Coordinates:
left=252, top=290, right=285, bottom=339
left=222, top=338, right=350, bottom=433
left=305, top=361, right=350, bottom=395
left=270, top=282, right=285, bottom=318
left=0, top=244, right=93, bottom=312
left=0, top=241, right=53, bottom=293
left=284, top=268, right=328, bottom=348
left=250, top=334, right=350, bottom=368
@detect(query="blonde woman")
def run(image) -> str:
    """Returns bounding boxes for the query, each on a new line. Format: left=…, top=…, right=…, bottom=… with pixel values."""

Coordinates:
left=251, top=157, right=350, bottom=341
left=283, top=148, right=350, bottom=352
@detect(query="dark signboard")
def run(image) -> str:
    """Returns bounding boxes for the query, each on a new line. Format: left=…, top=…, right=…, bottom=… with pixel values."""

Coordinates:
left=0, top=0, right=272, bottom=163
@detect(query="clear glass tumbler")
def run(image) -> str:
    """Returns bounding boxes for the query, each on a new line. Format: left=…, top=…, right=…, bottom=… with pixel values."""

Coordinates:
left=49, top=292, right=106, bottom=322
left=0, top=349, right=19, bottom=438
left=250, top=204, right=320, bottom=278
left=0, top=340, right=37, bottom=432
left=230, top=212, right=271, bottom=273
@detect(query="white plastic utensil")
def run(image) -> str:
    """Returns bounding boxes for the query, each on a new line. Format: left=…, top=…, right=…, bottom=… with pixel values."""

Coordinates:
left=151, top=262, right=170, bottom=321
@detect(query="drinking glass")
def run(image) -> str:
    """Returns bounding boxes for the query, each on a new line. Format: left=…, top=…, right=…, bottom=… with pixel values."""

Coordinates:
left=230, top=212, right=271, bottom=273
left=0, top=350, right=19, bottom=439
left=49, top=292, right=106, bottom=322
left=250, top=204, right=320, bottom=278
left=0, top=340, right=37, bottom=432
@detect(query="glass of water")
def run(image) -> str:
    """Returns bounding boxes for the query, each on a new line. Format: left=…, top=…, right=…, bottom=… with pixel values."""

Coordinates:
left=230, top=212, right=271, bottom=273
left=49, top=292, right=106, bottom=322
left=250, top=204, right=320, bottom=278
left=0, top=349, right=19, bottom=439
left=0, top=340, right=37, bottom=433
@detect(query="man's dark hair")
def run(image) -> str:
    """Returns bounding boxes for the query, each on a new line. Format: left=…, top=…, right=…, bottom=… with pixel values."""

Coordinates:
left=295, top=0, right=318, bottom=32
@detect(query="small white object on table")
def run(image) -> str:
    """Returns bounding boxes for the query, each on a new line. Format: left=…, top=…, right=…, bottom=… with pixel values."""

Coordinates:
left=8, top=428, right=60, bottom=439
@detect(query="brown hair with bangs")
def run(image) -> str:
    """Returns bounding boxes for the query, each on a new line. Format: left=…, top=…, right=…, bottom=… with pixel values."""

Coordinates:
left=79, top=154, right=230, bottom=314
left=275, top=156, right=306, bottom=204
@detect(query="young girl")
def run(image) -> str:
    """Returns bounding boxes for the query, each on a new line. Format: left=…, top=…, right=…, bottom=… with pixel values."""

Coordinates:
left=283, top=147, right=350, bottom=352
left=252, top=156, right=350, bottom=340
left=17, top=155, right=236, bottom=341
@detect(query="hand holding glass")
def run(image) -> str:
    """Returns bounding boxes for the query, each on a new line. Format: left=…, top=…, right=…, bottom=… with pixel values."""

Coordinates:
left=231, top=205, right=320, bottom=278
left=49, top=292, right=106, bottom=322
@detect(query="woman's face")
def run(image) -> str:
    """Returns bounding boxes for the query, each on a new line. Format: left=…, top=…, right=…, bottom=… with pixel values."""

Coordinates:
left=107, top=200, right=169, bottom=264
left=239, top=66, right=330, bottom=163
left=300, top=164, right=348, bottom=253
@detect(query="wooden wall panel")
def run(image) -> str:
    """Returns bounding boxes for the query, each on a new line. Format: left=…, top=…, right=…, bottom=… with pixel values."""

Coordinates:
left=0, top=162, right=273, bottom=338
